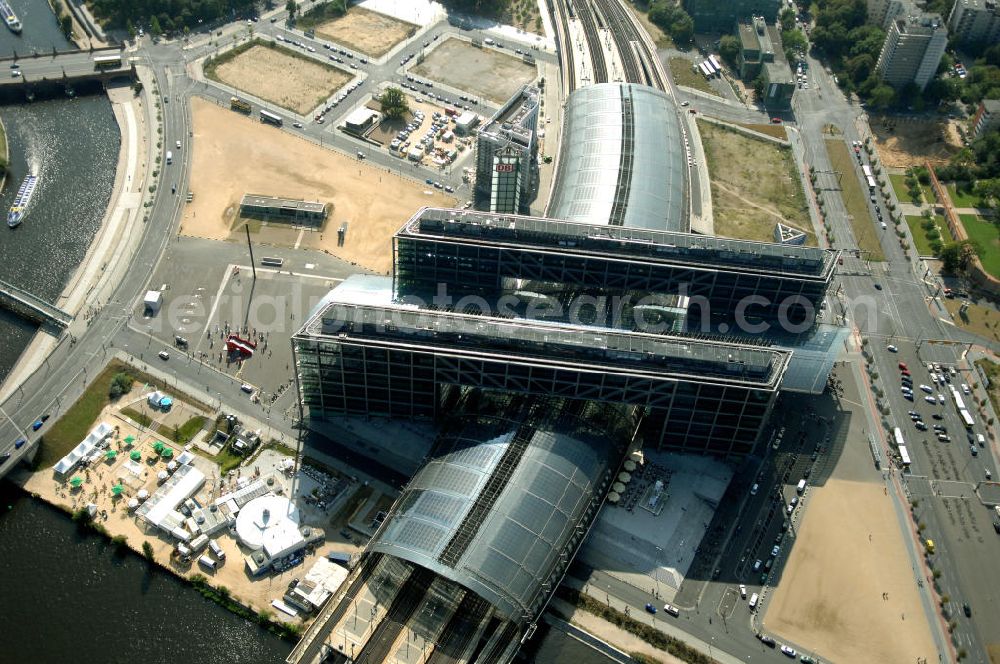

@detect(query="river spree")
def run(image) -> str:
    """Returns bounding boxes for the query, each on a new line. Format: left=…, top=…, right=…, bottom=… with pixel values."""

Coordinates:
left=0, top=484, right=293, bottom=663
left=0, top=1, right=119, bottom=382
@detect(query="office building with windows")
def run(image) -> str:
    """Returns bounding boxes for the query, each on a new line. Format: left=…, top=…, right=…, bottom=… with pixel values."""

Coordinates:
left=474, top=85, right=540, bottom=214
left=875, top=10, right=948, bottom=90
left=948, top=0, right=1000, bottom=46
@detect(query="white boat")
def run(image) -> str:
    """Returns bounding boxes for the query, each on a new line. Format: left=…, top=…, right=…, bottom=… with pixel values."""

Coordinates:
left=7, top=175, right=38, bottom=228
left=0, top=0, right=21, bottom=34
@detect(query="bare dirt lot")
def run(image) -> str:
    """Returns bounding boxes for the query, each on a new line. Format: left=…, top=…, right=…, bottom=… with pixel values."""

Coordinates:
left=698, top=121, right=814, bottom=245
left=182, top=97, right=456, bottom=274
left=766, top=479, right=937, bottom=663
left=870, top=115, right=963, bottom=168
left=209, top=43, right=351, bottom=116
left=411, top=38, right=537, bottom=104
left=313, top=6, right=416, bottom=57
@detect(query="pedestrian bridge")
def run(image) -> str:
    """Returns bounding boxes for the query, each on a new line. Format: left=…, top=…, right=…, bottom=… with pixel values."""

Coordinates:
left=0, top=277, right=72, bottom=329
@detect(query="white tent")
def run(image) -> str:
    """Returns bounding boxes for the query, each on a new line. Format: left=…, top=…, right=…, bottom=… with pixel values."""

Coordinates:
left=54, top=422, right=113, bottom=475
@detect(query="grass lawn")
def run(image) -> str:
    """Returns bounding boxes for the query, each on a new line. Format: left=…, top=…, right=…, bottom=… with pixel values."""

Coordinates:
left=700, top=121, right=813, bottom=244
left=826, top=139, right=885, bottom=261
left=207, top=446, right=244, bottom=475
left=36, top=361, right=128, bottom=469
left=905, top=215, right=953, bottom=256
left=946, top=183, right=981, bottom=209
left=921, top=184, right=937, bottom=204
left=669, top=58, right=718, bottom=96
left=739, top=123, right=787, bottom=140
left=176, top=416, right=207, bottom=444
left=943, top=299, right=1000, bottom=344
left=959, top=213, right=1000, bottom=279
left=974, top=358, right=1000, bottom=418
left=889, top=173, right=921, bottom=204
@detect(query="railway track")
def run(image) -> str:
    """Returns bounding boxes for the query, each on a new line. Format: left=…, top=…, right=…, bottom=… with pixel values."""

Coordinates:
left=548, top=0, right=576, bottom=93
left=591, top=0, right=666, bottom=90
left=569, top=0, right=608, bottom=84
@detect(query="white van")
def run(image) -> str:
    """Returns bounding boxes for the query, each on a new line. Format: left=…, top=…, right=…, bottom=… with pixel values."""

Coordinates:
left=198, top=554, right=217, bottom=570
left=750, top=483, right=759, bottom=496
left=166, top=150, right=173, bottom=164
left=483, top=37, right=495, bottom=45
left=796, top=479, right=807, bottom=494
left=209, top=539, right=226, bottom=560
left=977, top=434, right=986, bottom=447
left=749, top=593, right=759, bottom=610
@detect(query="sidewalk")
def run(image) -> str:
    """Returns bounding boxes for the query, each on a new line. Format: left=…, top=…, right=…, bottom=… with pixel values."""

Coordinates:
left=563, top=576, right=745, bottom=664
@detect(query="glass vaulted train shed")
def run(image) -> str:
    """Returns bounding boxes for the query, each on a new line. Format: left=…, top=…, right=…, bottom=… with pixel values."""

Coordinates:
left=547, top=83, right=688, bottom=232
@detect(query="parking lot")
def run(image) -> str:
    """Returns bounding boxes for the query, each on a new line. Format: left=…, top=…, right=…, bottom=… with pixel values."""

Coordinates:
left=363, top=91, right=474, bottom=175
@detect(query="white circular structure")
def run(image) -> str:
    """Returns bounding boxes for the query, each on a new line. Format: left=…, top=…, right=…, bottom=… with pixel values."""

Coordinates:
left=235, top=495, right=301, bottom=551
left=137, top=489, right=149, bottom=501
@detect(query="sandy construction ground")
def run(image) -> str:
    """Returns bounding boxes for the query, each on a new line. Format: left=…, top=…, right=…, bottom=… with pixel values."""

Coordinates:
left=22, top=402, right=363, bottom=623
left=211, top=43, right=351, bottom=116
left=412, top=38, right=537, bottom=104
left=766, top=478, right=937, bottom=663
left=183, top=97, right=456, bottom=274
left=870, top=115, right=962, bottom=168
left=314, top=6, right=416, bottom=57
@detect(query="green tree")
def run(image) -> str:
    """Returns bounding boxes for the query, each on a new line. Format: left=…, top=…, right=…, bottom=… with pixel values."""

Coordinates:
left=779, top=7, right=796, bottom=31
left=59, top=14, right=73, bottom=39
left=939, top=240, right=982, bottom=273
left=868, top=83, right=896, bottom=110
left=647, top=1, right=694, bottom=45
left=752, top=73, right=766, bottom=99
left=286, top=0, right=298, bottom=18
left=149, top=15, right=162, bottom=38
left=142, top=541, right=155, bottom=561
left=719, top=35, right=740, bottom=66
left=109, top=372, right=133, bottom=398
left=379, top=86, right=408, bottom=120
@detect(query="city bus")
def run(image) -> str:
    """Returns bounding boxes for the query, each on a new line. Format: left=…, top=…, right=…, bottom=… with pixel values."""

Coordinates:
left=699, top=62, right=712, bottom=78
left=862, top=164, right=873, bottom=179
left=959, top=408, right=974, bottom=429
left=708, top=55, right=722, bottom=73
left=93, top=53, right=122, bottom=70
left=259, top=109, right=283, bottom=126
left=866, top=175, right=877, bottom=191
left=893, top=426, right=906, bottom=450
left=704, top=59, right=718, bottom=76
left=899, top=445, right=911, bottom=466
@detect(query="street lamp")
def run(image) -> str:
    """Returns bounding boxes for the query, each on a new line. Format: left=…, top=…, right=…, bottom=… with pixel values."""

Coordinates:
left=654, top=546, right=662, bottom=600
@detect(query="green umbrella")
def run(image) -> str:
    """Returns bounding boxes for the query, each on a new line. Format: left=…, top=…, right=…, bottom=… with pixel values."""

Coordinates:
left=152, top=441, right=165, bottom=453
left=69, top=476, right=83, bottom=488
left=130, top=450, right=142, bottom=461
left=161, top=447, right=174, bottom=459
left=111, top=484, right=124, bottom=497
left=123, top=436, right=135, bottom=448
left=105, top=449, right=118, bottom=460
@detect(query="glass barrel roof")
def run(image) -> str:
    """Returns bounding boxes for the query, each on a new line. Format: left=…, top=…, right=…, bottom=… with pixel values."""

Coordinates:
left=547, top=83, right=687, bottom=233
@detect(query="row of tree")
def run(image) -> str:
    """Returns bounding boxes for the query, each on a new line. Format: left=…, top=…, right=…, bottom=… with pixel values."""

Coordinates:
left=646, top=1, right=693, bottom=46
left=88, top=0, right=259, bottom=33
